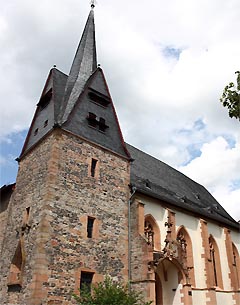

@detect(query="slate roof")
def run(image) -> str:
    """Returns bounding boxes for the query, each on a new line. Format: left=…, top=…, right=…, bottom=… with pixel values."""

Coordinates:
left=126, top=143, right=239, bottom=230
left=20, top=68, right=68, bottom=156
left=63, top=68, right=130, bottom=159
left=52, top=68, right=68, bottom=121
left=60, top=8, right=97, bottom=123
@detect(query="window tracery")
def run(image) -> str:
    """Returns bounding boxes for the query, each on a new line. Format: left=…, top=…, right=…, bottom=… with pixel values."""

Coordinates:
left=208, top=235, right=223, bottom=288
left=176, top=227, right=195, bottom=286
left=144, top=220, right=154, bottom=248
left=143, top=215, right=161, bottom=251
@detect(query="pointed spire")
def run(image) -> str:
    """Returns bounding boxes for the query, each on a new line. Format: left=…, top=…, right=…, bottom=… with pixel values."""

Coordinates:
left=60, top=7, right=97, bottom=122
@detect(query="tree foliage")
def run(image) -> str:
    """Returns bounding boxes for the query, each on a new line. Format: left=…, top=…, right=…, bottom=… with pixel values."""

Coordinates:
left=220, top=71, right=240, bottom=120
left=73, top=276, right=152, bottom=305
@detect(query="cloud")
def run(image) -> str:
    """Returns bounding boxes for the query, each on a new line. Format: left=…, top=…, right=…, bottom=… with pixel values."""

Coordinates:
left=179, top=136, right=240, bottom=220
left=0, top=0, right=239, bottom=219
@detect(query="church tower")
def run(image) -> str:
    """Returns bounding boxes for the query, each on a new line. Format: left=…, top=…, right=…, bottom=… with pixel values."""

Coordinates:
left=1, top=4, right=239, bottom=305
left=0, top=5, right=131, bottom=305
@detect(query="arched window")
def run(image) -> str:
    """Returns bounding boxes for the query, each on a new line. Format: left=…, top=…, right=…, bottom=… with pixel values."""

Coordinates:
left=208, top=235, right=223, bottom=289
left=144, top=215, right=161, bottom=251
left=7, top=240, right=25, bottom=292
left=177, top=226, right=195, bottom=286
left=232, top=242, right=240, bottom=289
left=145, top=220, right=154, bottom=247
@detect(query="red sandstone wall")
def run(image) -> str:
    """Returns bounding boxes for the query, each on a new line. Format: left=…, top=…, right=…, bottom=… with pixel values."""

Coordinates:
left=0, top=129, right=130, bottom=305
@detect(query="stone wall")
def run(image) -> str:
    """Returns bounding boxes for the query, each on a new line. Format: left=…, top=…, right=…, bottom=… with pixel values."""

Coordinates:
left=0, top=185, right=15, bottom=253
left=0, top=128, right=130, bottom=305
left=130, top=199, right=154, bottom=302
left=0, top=133, right=55, bottom=304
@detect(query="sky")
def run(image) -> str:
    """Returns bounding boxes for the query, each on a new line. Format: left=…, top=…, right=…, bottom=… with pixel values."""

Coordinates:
left=0, top=0, right=240, bottom=220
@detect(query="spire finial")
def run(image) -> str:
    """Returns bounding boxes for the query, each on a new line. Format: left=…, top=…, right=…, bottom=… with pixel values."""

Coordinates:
left=90, top=0, right=96, bottom=9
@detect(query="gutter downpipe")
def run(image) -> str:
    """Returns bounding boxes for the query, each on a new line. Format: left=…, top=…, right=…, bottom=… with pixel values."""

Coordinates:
left=128, top=186, right=136, bottom=290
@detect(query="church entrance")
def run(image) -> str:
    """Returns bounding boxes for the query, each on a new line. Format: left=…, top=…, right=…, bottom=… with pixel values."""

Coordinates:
left=155, top=259, right=184, bottom=305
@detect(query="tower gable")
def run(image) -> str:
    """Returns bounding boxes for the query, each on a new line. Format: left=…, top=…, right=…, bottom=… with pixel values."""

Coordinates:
left=63, top=68, right=130, bottom=159
left=20, top=68, right=67, bottom=157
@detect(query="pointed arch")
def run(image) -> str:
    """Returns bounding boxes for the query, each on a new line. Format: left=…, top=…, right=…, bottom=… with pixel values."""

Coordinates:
left=208, top=235, right=223, bottom=289
left=7, top=239, right=25, bottom=291
left=144, top=214, right=161, bottom=251
left=176, top=226, right=195, bottom=286
left=232, top=242, right=240, bottom=289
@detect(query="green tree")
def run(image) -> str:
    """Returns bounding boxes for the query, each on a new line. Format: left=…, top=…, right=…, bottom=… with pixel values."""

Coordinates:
left=220, top=71, right=240, bottom=120
left=73, top=276, right=152, bottom=305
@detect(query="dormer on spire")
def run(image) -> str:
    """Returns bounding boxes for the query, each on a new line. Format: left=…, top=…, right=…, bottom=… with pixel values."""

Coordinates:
left=60, top=8, right=97, bottom=123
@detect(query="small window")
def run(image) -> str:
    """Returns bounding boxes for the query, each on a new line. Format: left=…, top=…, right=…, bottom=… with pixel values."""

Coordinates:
left=145, top=180, right=151, bottom=189
left=98, top=117, right=108, bottom=132
left=88, top=91, right=110, bottom=107
left=144, top=221, right=154, bottom=248
left=43, top=120, right=48, bottom=127
left=87, top=217, right=95, bottom=238
left=7, top=284, right=22, bottom=293
left=80, top=272, right=94, bottom=292
left=90, top=159, right=98, bottom=177
left=87, top=112, right=98, bottom=128
left=34, top=128, right=38, bottom=136
left=87, top=113, right=108, bottom=132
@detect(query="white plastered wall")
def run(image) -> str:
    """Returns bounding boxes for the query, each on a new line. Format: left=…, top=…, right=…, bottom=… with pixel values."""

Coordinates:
left=140, top=196, right=240, bottom=305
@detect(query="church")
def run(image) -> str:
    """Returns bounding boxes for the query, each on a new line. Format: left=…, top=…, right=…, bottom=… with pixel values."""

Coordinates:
left=0, top=4, right=239, bottom=305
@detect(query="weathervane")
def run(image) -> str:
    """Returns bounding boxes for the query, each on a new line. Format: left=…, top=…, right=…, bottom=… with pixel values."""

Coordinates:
left=90, top=0, right=96, bottom=8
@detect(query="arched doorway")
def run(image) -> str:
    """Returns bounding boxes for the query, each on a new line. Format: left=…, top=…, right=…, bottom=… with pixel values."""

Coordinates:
left=155, top=257, right=188, bottom=305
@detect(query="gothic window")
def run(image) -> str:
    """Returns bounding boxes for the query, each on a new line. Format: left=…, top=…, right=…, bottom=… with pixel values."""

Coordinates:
left=144, top=215, right=161, bottom=251
left=232, top=242, right=240, bottom=289
left=177, top=226, right=195, bottom=286
left=80, top=271, right=94, bottom=292
left=208, top=235, right=223, bottom=288
left=145, top=221, right=154, bottom=248
left=177, top=231, right=187, bottom=258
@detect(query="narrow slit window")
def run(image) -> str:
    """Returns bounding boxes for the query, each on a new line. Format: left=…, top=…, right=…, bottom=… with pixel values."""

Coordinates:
left=80, top=271, right=94, bottom=292
left=34, top=128, right=38, bottom=136
left=87, top=217, right=95, bottom=238
left=22, top=207, right=31, bottom=232
left=90, top=159, right=98, bottom=177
